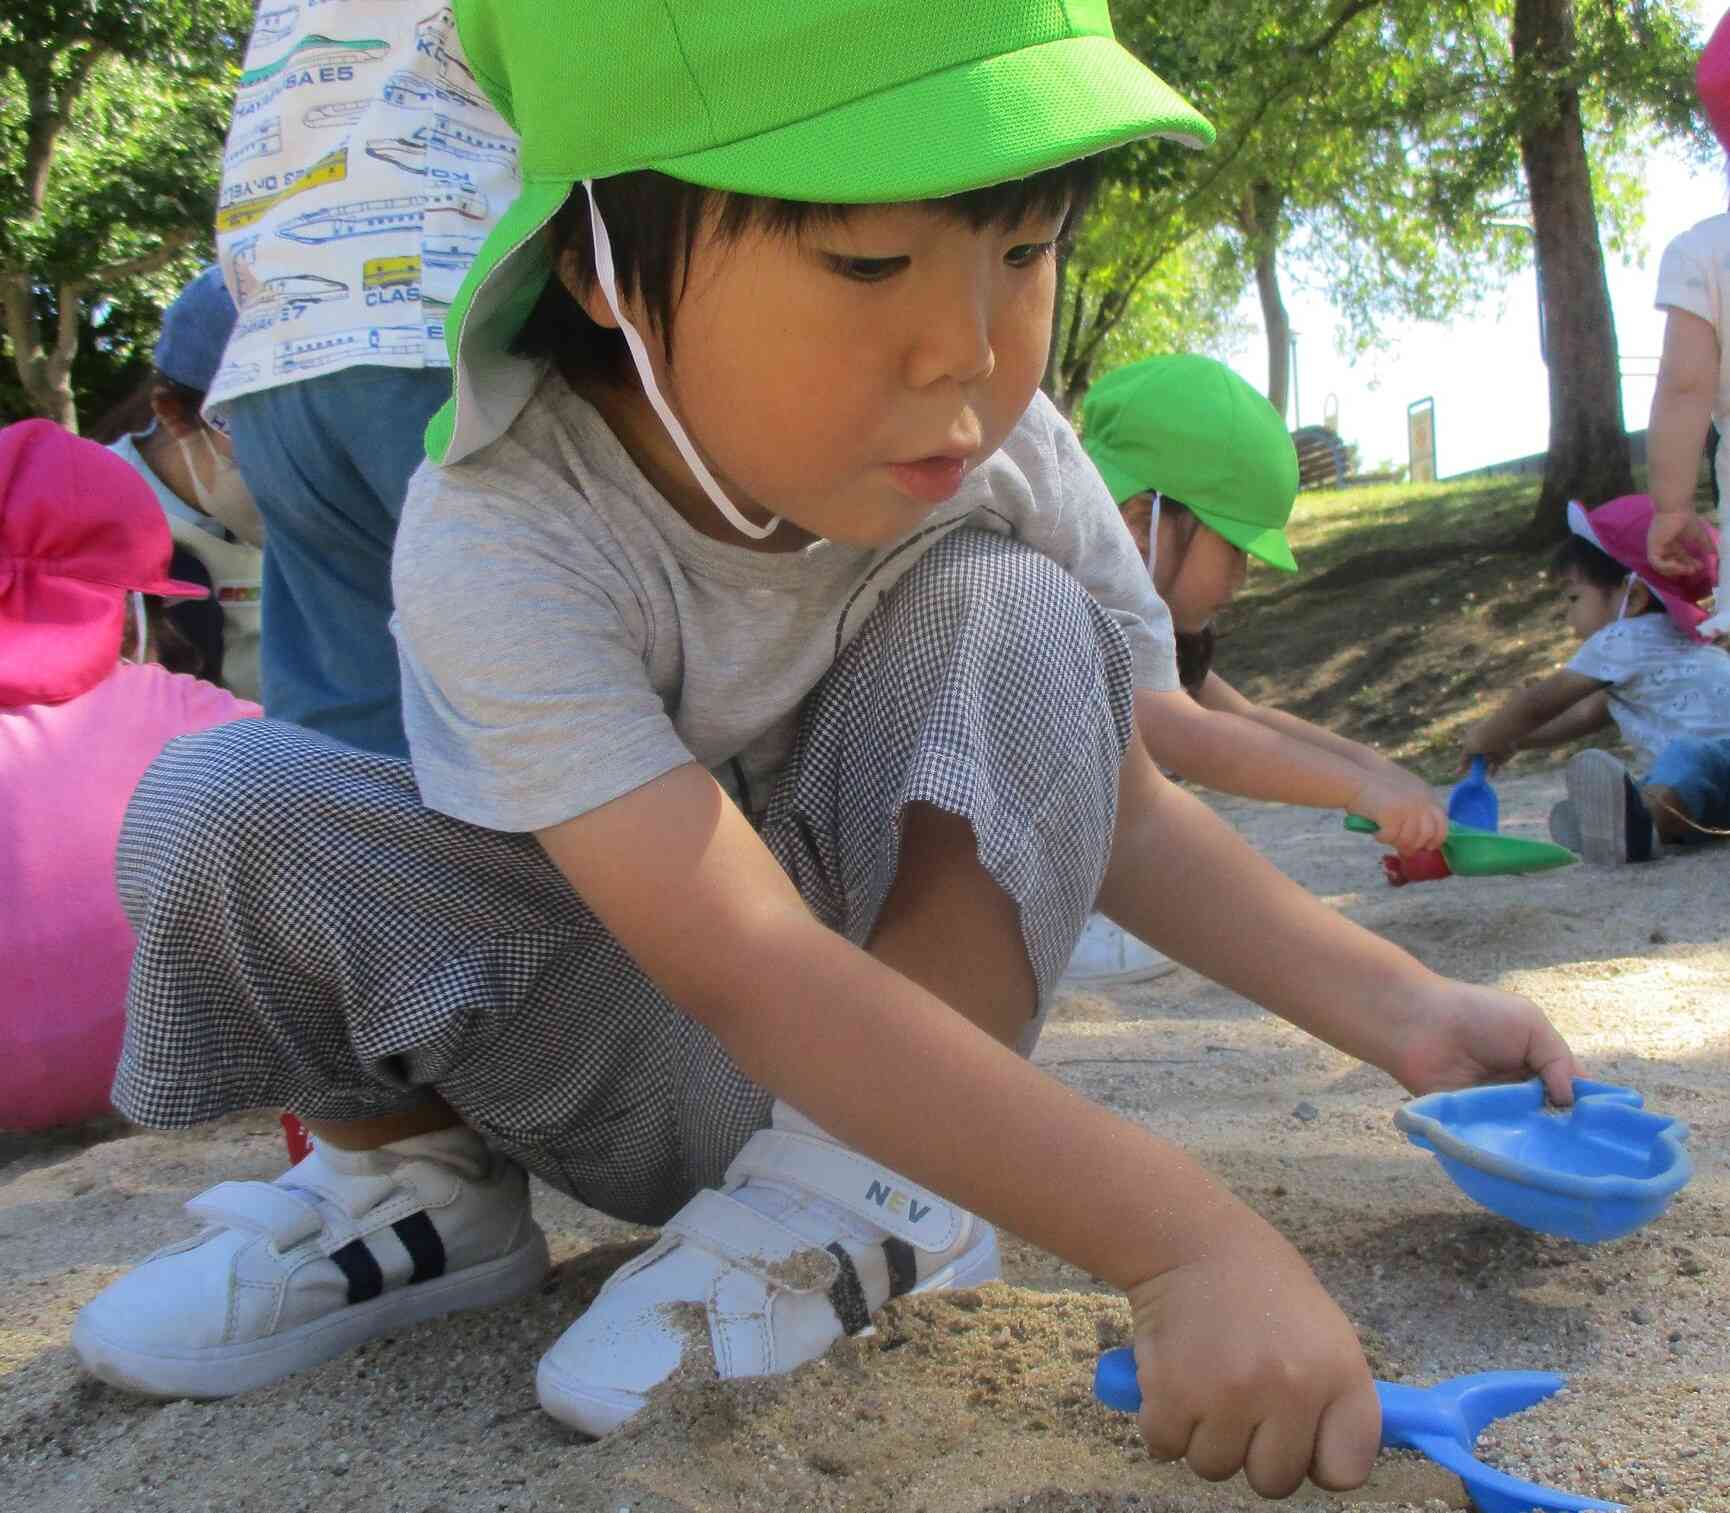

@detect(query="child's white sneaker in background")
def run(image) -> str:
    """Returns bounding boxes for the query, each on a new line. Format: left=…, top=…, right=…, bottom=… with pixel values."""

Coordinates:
left=1564, top=750, right=1654, bottom=865
left=73, top=1125, right=548, bottom=1399
left=1062, top=912, right=1177, bottom=986
left=535, top=1103, right=999, bottom=1436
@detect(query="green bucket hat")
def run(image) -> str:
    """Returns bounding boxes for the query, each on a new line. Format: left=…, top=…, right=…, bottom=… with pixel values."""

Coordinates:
left=427, top=0, right=1214, bottom=465
left=1080, top=353, right=1299, bottom=573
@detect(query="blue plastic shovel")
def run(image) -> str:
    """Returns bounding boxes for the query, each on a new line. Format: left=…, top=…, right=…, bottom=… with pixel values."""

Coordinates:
left=1449, top=756, right=1501, bottom=831
left=1092, top=1347, right=1621, bottom=1512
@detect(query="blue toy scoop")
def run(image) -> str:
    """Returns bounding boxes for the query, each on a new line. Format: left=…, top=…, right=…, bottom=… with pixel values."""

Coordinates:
left=1092, top=1348, right=1621, bottom=1512
left=1449, top=756, right=1501, bottom=831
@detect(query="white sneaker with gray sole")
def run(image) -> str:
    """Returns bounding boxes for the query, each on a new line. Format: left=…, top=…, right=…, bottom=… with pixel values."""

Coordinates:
left=1564, top=750, right=1653, bottom=865
left=1062, top=913, right=1177, bottom=986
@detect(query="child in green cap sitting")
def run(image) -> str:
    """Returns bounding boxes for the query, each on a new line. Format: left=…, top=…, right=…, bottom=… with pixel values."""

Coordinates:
left=1068, top=355, right=1448, bottom=979
left=80, top=2, right=1581, bottom=1499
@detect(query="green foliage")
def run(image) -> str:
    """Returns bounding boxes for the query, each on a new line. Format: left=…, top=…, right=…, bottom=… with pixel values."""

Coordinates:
left=0, top=0, right=250, bottom=428
left=1050, top=188, right=1249, bottom=410
left=1055, top=0, right=1705, bottom=408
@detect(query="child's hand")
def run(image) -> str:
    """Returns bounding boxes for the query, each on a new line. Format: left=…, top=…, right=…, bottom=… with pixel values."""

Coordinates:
left=1127, top=1207, right=1380, bottom=1496
left=1351, top=771, right=1448, bottom=853
left=1460, top=726, right=1514, bottom=775
left=1387, top=978, right=1581, bottom=1105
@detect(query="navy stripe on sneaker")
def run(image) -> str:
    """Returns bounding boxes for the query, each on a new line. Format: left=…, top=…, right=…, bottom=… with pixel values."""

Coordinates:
left=825, top=1242, right=871, bottom=1335
left=883, top=1237, right=917, bottom=1299
left=393, top=1212, right=446, bottom=1284
left=330, top=1237, right=384, bottom=1304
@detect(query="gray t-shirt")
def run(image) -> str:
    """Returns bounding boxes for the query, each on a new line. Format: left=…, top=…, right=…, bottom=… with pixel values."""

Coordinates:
left=393, top=373, right=1177, bottom=833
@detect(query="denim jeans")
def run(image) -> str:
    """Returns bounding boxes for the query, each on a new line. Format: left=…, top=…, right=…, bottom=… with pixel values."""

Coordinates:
left=1646, top=736, right=1730, bottom=837
left=226, top=366, right=451, bottom=757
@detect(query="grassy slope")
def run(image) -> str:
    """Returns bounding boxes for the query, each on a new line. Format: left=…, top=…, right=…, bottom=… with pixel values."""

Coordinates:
left=1213, top=474, right=1680, bottom=783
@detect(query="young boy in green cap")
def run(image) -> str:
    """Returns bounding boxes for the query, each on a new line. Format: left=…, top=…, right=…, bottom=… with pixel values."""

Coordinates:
left=80, top=3, right=1580, bottom=1499
left=1069, top=355, right=1448, bottom=979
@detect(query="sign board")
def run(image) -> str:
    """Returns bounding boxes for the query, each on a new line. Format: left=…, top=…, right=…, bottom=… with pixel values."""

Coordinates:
left=1407, top=397, right=1436, bottom=484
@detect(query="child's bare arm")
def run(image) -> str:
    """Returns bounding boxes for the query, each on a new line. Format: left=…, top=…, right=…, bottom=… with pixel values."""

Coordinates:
left=1100, top=714, right=1581, bottom=1102
left=1202, top=671, right=1411, bottom=779
left=1647, top=307, right=1718, bottom=573
left=1140, top=688, right=1444, bottom=852
left=1519, top=687, right=1613, bottom=750
left=1464, top=669, right=1606, bottom=769
left=538, top=764, right=1280, bottom=1290
left=539, top=762, right=1383, bottom=1496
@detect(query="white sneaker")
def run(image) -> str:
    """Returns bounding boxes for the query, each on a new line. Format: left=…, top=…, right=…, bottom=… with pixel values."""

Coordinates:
left=1062, top=913, right=1176, bottom=986
left=73, top=1126, right=549, bottom=1399
left=536, top=1105, right=999, bottom=1435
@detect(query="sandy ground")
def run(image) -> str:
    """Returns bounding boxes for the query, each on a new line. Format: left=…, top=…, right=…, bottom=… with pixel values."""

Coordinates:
left=2, top=770, right=1726, bottom=1513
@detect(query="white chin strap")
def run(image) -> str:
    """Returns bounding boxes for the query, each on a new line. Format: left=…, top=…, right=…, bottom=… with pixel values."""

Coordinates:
left=1144, top=489, right=1163, bottom=574
left=582, top=180, right=778, bottom=541
left=130, top=590, right=149, bottom=663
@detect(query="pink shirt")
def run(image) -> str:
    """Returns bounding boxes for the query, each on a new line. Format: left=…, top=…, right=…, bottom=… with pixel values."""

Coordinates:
left=0, top=664, right=259, bottom=1129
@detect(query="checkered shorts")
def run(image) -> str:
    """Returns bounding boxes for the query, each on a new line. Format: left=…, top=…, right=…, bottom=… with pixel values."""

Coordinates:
left=113, top=530, right=1134, bottom=1225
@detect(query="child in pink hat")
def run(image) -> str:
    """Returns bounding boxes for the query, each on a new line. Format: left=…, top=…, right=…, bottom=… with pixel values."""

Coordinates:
left=1464, top=493, right=1730, bottom=864
left=0, top=419, right=259, bottom=1131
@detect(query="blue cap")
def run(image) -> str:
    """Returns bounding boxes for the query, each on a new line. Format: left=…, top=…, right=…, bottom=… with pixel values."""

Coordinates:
left=153, top=267, right=238, bottom=394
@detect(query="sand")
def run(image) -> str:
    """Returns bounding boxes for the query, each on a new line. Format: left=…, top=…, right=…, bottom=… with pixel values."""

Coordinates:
left=2, top=770, right=1725, bottom=1513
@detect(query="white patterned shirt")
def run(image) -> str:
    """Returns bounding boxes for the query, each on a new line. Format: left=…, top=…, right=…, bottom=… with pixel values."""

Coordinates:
left=1568, top=613, right=1730, bottom=771
left=207, top=2, right=519, bottom=409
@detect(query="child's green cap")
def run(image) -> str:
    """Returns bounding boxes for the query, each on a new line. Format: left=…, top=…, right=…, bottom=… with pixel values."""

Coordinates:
left=1080, top=354, right=1300, bottom=573
left=428, top=0, right=1214, bottom=465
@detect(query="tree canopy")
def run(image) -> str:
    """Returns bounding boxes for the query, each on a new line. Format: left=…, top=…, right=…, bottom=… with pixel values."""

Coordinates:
left=0, top=1, right=249, bottom=430
left=1057, top=0, right=1706, bottom=528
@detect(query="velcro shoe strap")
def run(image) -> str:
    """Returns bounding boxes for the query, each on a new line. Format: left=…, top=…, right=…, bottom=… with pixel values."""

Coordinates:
left=186, top=1181, right=323, bottom=1248
left=725, top=1130, right=961, bottom=1253
left=663, top=1189, right=840, bottom=1295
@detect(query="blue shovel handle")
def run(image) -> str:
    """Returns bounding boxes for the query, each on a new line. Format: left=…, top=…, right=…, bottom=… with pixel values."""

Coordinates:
left=1092, top=1348, right=1621, bottom=1512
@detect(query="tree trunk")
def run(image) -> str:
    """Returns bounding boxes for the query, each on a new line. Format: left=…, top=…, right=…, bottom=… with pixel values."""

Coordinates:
left=1238, top=181, right=1291, bottom=421
left=1514, top=0, right=1634, bottom=542
left=0, top=275, right=79, bottom=429
left=1254, top=241, right=1292, bottom=423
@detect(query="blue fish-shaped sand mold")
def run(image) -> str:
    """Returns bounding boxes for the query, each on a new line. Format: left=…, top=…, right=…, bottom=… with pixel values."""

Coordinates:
left=1395, top=1078, right=1691, bottom=1243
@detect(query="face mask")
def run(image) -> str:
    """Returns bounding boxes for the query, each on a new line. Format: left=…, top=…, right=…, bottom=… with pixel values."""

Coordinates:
left=178, top=430, right=267, bottom=548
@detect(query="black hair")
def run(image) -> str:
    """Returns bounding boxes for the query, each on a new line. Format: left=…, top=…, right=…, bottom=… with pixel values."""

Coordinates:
left=118, top=546, right=224, bottom=682
left=1175, top=626, right=1215, bottom=696
left=1551, top=533, right=1661, bottom=614
left=88, top=372, right=206, bottom=447
left=511, top=161, right=1100, bottom=390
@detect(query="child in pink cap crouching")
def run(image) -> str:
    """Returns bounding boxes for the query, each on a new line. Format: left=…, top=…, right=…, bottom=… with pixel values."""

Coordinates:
left=0, top=420, right=258, bottom=1130
left=1464, top=493, right=1730, bottom=863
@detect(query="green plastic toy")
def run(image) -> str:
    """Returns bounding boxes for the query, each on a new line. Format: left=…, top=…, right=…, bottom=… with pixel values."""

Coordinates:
left=1345, top=814, right=1577, bottom=879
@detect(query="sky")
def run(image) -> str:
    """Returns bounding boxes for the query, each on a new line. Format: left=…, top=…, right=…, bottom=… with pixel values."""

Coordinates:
left=1219, top=24, right=1720, bottom=479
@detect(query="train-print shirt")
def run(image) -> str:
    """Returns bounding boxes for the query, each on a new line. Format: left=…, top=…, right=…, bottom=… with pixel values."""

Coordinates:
left=207, top=2, right=520, bottom=410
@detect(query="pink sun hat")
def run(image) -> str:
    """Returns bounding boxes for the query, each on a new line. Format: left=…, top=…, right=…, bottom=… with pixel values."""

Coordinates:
left=0, top=419, right=209, bottom=706
left=1567, top=494, right=1720, bottom=642
left=1701, top=7, right=1730, bottom=152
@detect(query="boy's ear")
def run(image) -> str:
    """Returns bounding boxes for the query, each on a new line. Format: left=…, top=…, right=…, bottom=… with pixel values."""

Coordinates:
left=1119, top=493, right=1155, bottom=557
left=556, top=249, right=622, bottom=331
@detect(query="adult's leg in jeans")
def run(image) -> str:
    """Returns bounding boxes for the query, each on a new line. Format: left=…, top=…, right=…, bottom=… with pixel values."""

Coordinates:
left=225, top=366, right=450, bottom=757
